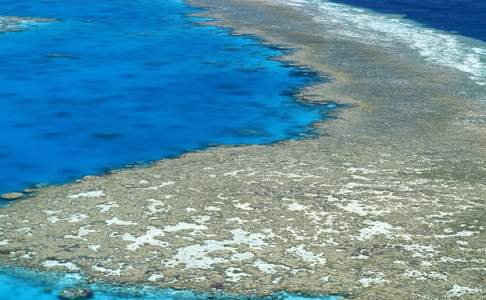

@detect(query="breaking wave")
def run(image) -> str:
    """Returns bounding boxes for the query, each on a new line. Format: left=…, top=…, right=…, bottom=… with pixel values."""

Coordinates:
left=277, top=0, right=486, bottom=85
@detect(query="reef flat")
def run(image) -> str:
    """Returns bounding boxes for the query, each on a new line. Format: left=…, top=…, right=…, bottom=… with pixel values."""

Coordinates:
left=0, top=0, right=485, bottom=299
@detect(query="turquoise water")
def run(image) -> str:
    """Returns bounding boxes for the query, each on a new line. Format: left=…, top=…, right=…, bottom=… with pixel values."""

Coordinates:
left=0, top=268, right=343, bottom=300
left=0, top=0, right=334, bottom=195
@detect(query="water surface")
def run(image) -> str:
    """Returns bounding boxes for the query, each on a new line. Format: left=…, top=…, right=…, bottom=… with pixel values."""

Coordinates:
left=0, top=0, right=332, bottom=194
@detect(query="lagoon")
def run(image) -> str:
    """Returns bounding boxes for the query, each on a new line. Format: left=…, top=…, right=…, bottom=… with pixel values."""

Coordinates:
left=0, top=0, right=332, bottom=194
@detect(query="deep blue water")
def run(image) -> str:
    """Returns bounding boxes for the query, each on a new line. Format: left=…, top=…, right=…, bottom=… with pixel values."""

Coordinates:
left=0, top=0, right=333, bottom=195
left=331, top=0, right=486, bottom=41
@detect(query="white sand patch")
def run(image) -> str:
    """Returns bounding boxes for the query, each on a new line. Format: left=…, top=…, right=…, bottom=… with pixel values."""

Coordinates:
left=402, top=244, right=437, bottom=257
left=352, top=175, right=371, bottom=181
left=230, top=228, right=267, bottom=249
left=233, top=202, right=253, bottom=210
left=226, top=267, right=250, bottom=282
left=358, top=220, right=394, bottom=240
left=421, top=261, right=433, bottom=267
left=67, top=213, right=88, bottom=223
left=398, top=233, right=413, bottom=241
left=148, top=274, right=164, bottom=282
left=408, top=179, right=430, bottom=185
left=427, top=212, right=455, bottom=219
left=122, top=226, right=167, bottom=251
left=164, top=222, right=207, bottom=233
left=88, top=245, right=101, bottom=252
left=287, top=244, right=326, bottom=265
left=192, top=215, right=210, bottom=224
left=65, top=225, right=95, bottom=240
left=253, top=259, right=287, bottom=274
left=447, top=285, right=482, bottom=298
left=106, top=218, right=137, bottom=226
left=165, top=228, right=272, bottom=269
left=231, top=251, right=254, bottom=261
left=156, top=181, right=175, bottom=187
left=92, top=265, right=121, bottom=276
left=143, top=181, right=175, bottom=190
left=96, top=202, right=119, bottom=213
left=68, top=190, right=104, bottom=199
left=16, top=227, right=31, bottom=234
left=165, top=240, right=230, bottom=269
left=205, top=206, right=221, bottom=212
left=359, top=272, right=387, bottom=287
left=337, top=200, right=368, bottom=216
left=435, top=230, right=477, bottom=239
left=217, top=194, right=229, bottom=200
left=347, top=167, right=377, bottom=174
left=42, top=260, right=79, bottom=271
left=47, top=216, right=60, bottom=224
left=223, top=169, right=246, bottom=176
left=286, top=202, right=309, bottom=211
left=0, top=240, right=8, bottom=246
left=43, top=210, right=60, bottom=215
left=146, top=198, right=169, bottom=215
left=226, top=217, right=247, bottom=224
left=404, top=270, right=427, bottom=280
left=440, top=256, right=464, bottom=263
left=428, top=272, right=447, bottom=280
left=271, top=171, right=321, bottom=181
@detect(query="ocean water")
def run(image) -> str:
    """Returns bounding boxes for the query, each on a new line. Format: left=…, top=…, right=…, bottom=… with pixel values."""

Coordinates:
left=329, top=0, right=486, bottom=41
left=0, top=0, right=333, bottom=195
left=279, top=0, right=486, bottom=85
left=0, top=268, right=343, bottom=300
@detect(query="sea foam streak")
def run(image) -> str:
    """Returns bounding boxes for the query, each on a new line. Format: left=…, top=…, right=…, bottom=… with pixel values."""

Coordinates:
left=0, top=16, right=52, bottom=32
left=276, top=0, right=486, bottom=85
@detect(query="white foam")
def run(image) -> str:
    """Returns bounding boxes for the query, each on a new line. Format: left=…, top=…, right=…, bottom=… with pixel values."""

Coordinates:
left=0, top=16, right=40, bottom=31
left=276, top=0, right=486, bottom=85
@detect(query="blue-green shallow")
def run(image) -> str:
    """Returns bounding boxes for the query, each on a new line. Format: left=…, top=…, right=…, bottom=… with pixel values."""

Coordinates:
left=0, top=0, right=335, bottom=195
left=0, top=268, right=343, bottom=300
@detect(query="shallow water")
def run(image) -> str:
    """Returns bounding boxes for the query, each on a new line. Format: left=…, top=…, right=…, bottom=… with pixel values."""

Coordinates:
left=0, top=268, right=343, bottom=300
left=0, top=0, right=333, bottom=194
